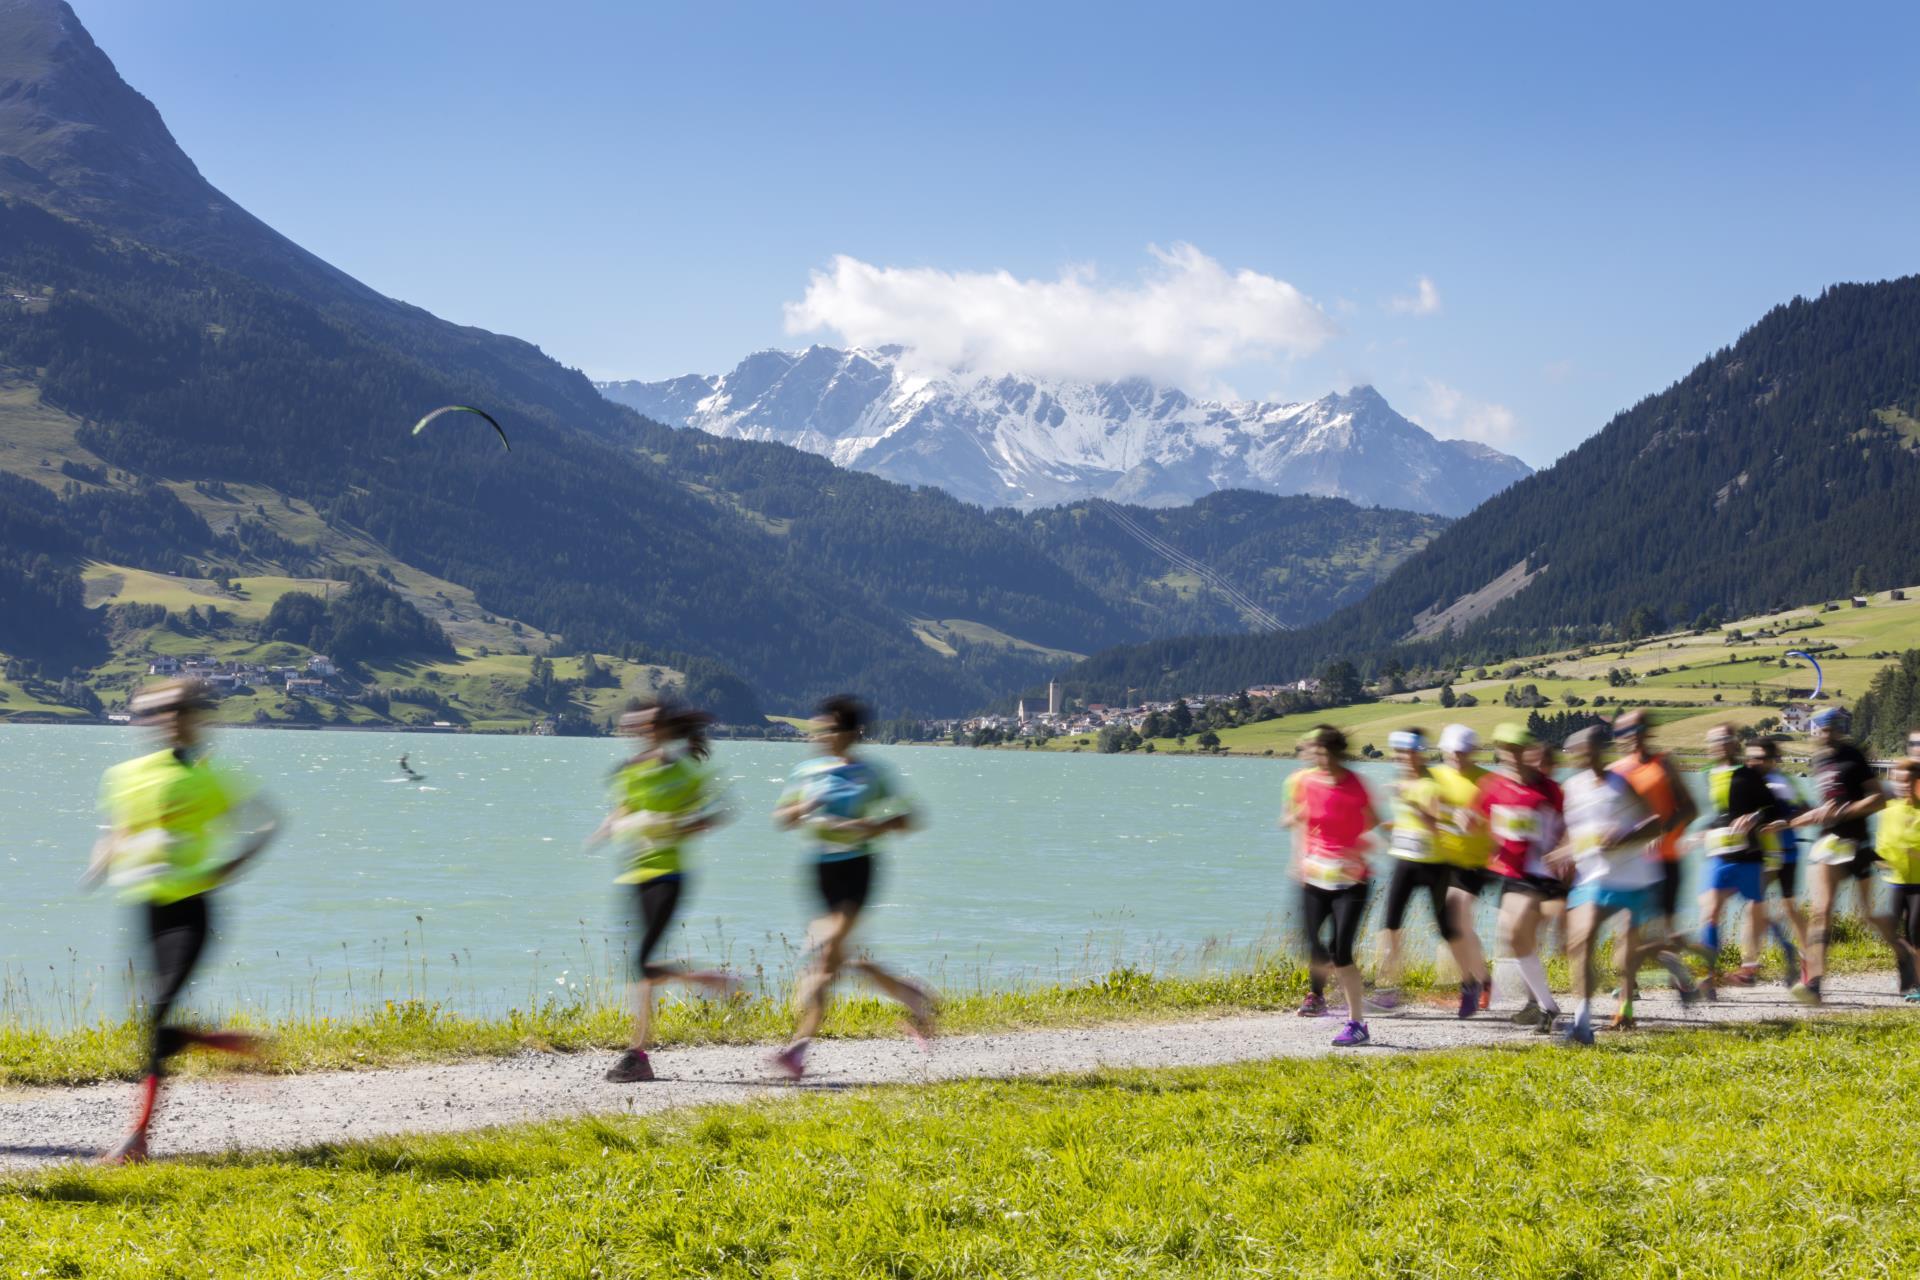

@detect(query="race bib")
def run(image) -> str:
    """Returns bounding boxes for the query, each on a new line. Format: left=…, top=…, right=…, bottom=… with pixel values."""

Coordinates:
left=1811, top=835, right=1858, bottom=866
left=1704, top=828, right=1750, bottom=857
left=1391, top=826, right=1435, bottom=859
left=1303, top=853, right=1359, bottom=888
left=1491, top=805, right=1540, bottom=845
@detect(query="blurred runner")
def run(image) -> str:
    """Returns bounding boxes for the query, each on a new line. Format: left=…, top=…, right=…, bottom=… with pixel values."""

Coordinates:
left=1751, top=736, right=1808, bottom=986
left=1477, top=722, right=1566, bottom=1033
left=1373, top=728, right=1488, bottom=1015
left=1879, top=757, right=1920, bottom=1001
left=769, top=695, right=934, bottom=1080
left=1609, top=710, right=1699, bottom=956
left=591, top=701, right=738, bottom=1084
left=1790, top=707, right=1897, bottom=1003
left=83, top=679, right=280, bottom=1164
left=1432, top=724, right=1495, bottom=1014
left=1291, top=725, right=1381, bottom=1045
left=1687, top=725, right=1781, bottom=996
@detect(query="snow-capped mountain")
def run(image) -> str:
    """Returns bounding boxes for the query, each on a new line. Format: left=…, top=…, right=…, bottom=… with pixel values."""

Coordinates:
left=598, top=346, right=1531, bottom=515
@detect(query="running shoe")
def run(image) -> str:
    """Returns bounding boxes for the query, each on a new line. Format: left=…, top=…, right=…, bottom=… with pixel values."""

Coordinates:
left=604, top=1049, right=655, bottom=1083
left=1781, top=942, right=1800, bottom=987
left=768, top=1042, right=809, bottom=1080
left=1510, top=999, right=1543, bottom=1027
left=1609, top=1009, right=1637, bottom=1031
left=1457, top=981, right=1482, bottom=1020
left=1697, top=975, right=1719, bottom=1002
left=1677, top=982, right=1704, bottom=1006
left=1479, top=980, right=1492, bottom=1012
left=1297, top=993, right=1328, bottom=1018
left=1560, top=1020, right=1596, bottom=1047
left=1789, top=981, right=1822, bottom=1007
left=97, top=1129, right=150, bottom=1166
left=1332, top=1020, right=1370, bottom=1047
left=1904, top=989, right=1920, bottom=1004
left=1532, top=1010, right=1561, bottom=1036
left=1365, top=988, right=1402, bottom=1012
left=1722, top=967, right=1759, bottom=988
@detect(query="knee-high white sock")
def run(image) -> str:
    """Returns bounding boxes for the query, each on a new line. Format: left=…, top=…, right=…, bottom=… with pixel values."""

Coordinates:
left=1517, top=953, right=1558, bottom=1015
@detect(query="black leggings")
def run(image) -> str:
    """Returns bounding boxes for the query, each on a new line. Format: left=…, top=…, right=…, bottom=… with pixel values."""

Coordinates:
left=633, top=875, right=684, bottom=980
left=1383, top=861, right=1460, bottom=940
left=1302, top=882, right=1370, bottom=972
left=144, top=895, right=212, bottom=1075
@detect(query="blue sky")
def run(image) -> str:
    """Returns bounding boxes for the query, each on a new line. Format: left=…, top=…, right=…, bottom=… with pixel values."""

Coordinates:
left=73, top=1, right=1920, bottom=466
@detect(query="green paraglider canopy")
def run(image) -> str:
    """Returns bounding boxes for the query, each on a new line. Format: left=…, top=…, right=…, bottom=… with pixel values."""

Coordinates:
left=411, top=405, right=509, bottom=451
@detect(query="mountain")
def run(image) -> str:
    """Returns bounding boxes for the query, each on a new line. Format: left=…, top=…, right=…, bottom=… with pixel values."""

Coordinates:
left=0, top=0, right=1441, bottom=718
left=599, top=347, right=1532, bottom=516
left=1061, top=276, right=1920, bottom=701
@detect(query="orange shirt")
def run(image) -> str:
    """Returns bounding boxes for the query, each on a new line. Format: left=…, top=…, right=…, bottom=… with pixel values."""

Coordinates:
left=1611, top=753, right=1682, bottom=862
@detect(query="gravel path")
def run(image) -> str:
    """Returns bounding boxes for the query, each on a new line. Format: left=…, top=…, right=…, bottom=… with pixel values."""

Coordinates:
left=1, top=972, right=1908, bottom=1171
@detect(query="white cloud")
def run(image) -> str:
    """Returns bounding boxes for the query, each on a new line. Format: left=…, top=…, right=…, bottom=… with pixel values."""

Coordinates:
left=1387, top=275, right=1442, bottom=316
left=782, top=244, right=1336, bottom=388
left=1419, top=378, right=1517, bottom=445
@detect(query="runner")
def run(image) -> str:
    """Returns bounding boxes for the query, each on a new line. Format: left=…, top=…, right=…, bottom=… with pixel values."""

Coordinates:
left=591, top=702, right=738, bottom=1084
left=1290, top=725, right=1380, bottom=1046
left=1687, top=725, right=1781, bottom=996
left=1553, top=724, right=1677, bottom=1044
left=769, top=695, right=935, bottom=1080
left=1609, top=710, right=1699, bottom=952
left=1789, top=707, right=1898, bottom=1003
left=82, top=679, right=280, bottom=1164
left=1879, top=757, right=1920, bottom=1002
left=1431, top=724, right=1494, bottom=1014
left=1372, top=728, right=1488, bottom=1017
left=1750, top=736, right=1808, bottom=985
left=1475, top=722, right=1566, bottom=1033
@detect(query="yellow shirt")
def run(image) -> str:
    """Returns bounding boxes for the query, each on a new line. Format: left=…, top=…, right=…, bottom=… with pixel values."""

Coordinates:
left=1878, top=799, right=1920, bottom=885
left=1429, top=764, right=1492, bottom=870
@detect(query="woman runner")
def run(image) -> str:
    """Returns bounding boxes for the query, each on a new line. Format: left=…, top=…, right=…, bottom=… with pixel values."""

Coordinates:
left=1476, top=723, right=1567, bottom=1033
left=591, top=702, right=738, bottom=1084
left=1431, top=724, right=1495, bottom=1012
left=1373, top=728, right=1488, bottom=1017
left=769, top=695, right=935, bottom=1080
left=1291, top=725, right=1380, bottom=1046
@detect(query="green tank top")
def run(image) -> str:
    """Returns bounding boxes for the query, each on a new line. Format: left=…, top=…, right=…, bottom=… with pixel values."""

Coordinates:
left=610, top=755, right=714, bottom=884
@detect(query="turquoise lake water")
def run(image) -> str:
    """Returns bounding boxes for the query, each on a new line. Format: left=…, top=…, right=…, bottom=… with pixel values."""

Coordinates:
left=2, top=725, right=1364, bottom=1024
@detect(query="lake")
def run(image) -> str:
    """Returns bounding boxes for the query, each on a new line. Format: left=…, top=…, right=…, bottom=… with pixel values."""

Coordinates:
left=2, top=726, right=1350, bottom=1025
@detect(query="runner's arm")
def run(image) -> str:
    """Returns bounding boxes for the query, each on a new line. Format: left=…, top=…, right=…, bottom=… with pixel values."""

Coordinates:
left=1660, top=757, right=1698, bottom=831
left=214, top=793, right=281, bottom=885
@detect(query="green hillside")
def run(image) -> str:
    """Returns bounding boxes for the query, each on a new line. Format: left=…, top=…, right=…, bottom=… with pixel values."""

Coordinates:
left=1039, top=587, right=1920, bottom=762
left=1063, top=276, right=1920, bottom=702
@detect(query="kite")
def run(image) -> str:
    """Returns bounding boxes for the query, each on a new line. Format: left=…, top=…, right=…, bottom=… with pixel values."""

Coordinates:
left=1784, top=649, right=1823, bottom=699
left=411, top=405, right=509, bottom=451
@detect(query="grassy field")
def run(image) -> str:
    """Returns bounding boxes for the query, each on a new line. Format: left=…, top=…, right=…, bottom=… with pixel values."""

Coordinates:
left=7, top=1015, right=1920, bottom=1276
left=1030, top=586, right=1920, bottom=761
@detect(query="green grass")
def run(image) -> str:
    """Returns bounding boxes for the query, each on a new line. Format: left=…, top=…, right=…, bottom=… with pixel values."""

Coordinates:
left=9, top=1016, right=1920, bottom=1276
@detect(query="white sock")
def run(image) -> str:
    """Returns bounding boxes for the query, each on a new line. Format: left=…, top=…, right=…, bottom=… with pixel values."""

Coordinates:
left=1518, top=953, right=1558, bottom=1014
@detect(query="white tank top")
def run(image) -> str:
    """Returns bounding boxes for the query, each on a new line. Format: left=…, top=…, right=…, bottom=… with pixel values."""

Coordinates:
left=1564, top=770, right=1659, bottom=890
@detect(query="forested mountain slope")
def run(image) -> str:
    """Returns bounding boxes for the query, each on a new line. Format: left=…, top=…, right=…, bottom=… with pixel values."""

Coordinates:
left=1064, top=277, right=1920, bottom=700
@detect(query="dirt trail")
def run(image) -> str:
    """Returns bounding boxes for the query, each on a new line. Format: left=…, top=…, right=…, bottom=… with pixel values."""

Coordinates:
left=1, top=973, right=1907, bottom=1171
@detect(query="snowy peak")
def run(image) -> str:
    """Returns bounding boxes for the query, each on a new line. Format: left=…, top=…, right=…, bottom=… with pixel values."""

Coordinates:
left=599, top=348, right=1531, bottom=516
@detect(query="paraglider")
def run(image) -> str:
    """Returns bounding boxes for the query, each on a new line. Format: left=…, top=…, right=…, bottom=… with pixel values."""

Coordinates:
left=1785, top=649, right=1824, bottom=699
left=411, top=405, right=509, bottom=451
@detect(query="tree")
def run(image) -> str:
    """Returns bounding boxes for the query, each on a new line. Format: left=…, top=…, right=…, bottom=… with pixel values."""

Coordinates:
left=1197, top=729, right=1221, bottom=751
left=1317, top=660, right=1364, bottom=706
left=1170, top=698, right=1194, bottom=736
left=1439, top=683, right=1457, bottom=709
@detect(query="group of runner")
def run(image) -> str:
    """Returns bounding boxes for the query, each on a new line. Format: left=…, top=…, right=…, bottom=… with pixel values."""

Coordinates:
left=86, top=679, right=931, bottom=1162
left=83, top=677, right=1920, bottom=1162
left=1285, top=708, right=1920, bottom=1048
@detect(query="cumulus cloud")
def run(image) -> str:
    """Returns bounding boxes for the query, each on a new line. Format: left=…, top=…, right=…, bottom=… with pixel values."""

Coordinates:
left=1387, top=275, right=1442, bottom=316
left=1420, top=378, right=1518, bottom=445
left=782, top=244, right=1336, bottom=388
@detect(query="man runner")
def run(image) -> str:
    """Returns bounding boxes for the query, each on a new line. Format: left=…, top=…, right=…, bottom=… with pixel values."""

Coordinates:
left=1431, top=724, right=1494, bottom=1014
left=1879, top=758, right=1920, bottom=1001
left=1554, top=725, right=1688, bottom=1043
left=1751, top=736, right=1808, bottom=986
left=83, top=679, right=279, bottom=1163
left=769, top=695, right=935, bottom=1079
left=1687, top=725, right=1781, bottom=996
left=1610, top=710, right=1699, bottom=956
left=1789, top=707, right=1897, bottom=1003
left=1475, top=723, right=1566, bottom=1033
left=1373, top=728, right=1488, bottom=1017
